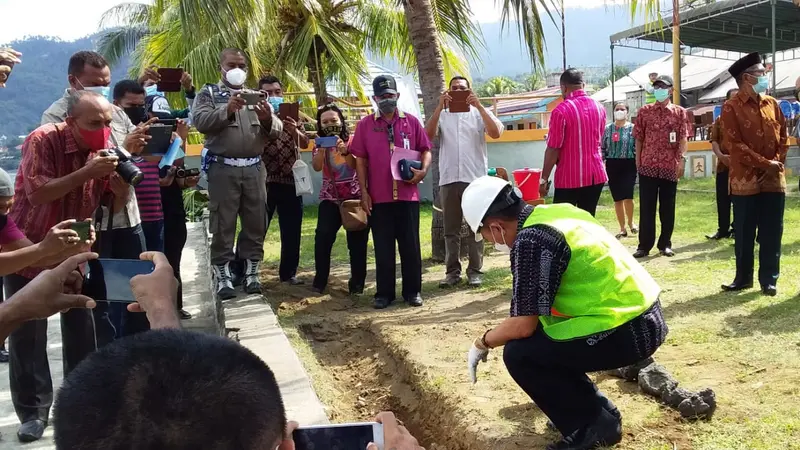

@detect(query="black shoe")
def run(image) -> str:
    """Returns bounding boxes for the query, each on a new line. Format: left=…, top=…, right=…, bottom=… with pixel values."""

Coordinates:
left=438, top=276, right=461, bottom=288
left=18, top=419, right=46, bottom=443
left=0, top=348, right=8, bottom=363
left=546, top=409, right=622, bottom=450
left=178, top=309, right=193, bottom=320
left=761, top=285, right=777, bottom=297
left=632, top=250, right=649, bottom=259
left=547, top=404, right=622, bottom=433
left=721, top=280, right=753, bottom=292
left=217, top=286, right=236, bottom=300
left=405, top=293, right=423, bottom=307
left=244, top=279, right=262, bottom=294
left=706, top=231, right=731, bottom=240
left=284, top=276, right=305, bottom=286
left=373, top=297, right=393, bottom=310
left=348, top=284, right=364, bottom=296
left=660, top=248, right=675, bottom=257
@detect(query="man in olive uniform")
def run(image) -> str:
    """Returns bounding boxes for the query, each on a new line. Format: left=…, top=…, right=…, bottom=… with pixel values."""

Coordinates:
left=193, top=48, right=282, bottom=299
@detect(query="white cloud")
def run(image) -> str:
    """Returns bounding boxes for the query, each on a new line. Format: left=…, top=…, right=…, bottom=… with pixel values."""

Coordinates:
left=469, top=0, right=631, bottom=23
left=0, top=0, right=144, bottom=44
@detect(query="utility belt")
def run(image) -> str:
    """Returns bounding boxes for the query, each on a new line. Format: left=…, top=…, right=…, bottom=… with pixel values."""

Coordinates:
left=207, top=154, right=261, bottom=168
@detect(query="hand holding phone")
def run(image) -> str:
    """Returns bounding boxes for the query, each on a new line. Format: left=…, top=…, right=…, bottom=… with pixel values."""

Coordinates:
left=84, top=259, right=156, bottom=303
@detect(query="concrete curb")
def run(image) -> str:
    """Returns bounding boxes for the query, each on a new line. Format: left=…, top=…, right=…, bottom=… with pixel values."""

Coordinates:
left=200, top=210, right=329, bottom=425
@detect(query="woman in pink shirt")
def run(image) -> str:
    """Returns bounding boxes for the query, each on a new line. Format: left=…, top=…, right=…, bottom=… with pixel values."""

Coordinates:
left=311, top=104, right=369, bottom=295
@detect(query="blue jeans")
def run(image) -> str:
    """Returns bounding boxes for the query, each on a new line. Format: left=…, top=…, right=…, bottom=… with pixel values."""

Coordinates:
left=141, top=220, right=165, bottom=252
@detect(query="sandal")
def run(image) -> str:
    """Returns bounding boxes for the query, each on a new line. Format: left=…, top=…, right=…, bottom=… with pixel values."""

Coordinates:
left=615, top=231, right=628, bottom=239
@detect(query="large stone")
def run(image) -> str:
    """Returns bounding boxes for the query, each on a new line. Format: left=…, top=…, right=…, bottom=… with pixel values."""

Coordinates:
left=677, top=388, right=717, bottom=420
left=638, top=363, right=679, bottom=397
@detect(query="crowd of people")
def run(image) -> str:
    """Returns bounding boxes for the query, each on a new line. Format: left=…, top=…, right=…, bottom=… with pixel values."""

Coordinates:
left=0, top=42, right=792, bottom=450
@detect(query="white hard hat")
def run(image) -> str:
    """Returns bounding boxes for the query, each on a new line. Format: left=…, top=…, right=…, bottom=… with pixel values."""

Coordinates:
left=461, top=176, right=513, bottom=242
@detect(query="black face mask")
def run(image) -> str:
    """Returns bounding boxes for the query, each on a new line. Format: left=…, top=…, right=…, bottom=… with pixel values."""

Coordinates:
left=123, top=105, right=148, bottom=125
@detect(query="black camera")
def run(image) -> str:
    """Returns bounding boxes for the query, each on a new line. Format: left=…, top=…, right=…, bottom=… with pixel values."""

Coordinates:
left=175, top=167, right=200, bottom=178
left=100, top=149, right=143, bottom=186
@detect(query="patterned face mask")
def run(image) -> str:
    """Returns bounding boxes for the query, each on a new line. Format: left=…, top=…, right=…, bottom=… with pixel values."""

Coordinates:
left=320, top=124, right=342, bottom=136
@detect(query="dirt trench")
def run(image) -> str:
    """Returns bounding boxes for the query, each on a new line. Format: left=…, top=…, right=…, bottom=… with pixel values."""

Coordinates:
left=297, top=319, right=486, bottom=450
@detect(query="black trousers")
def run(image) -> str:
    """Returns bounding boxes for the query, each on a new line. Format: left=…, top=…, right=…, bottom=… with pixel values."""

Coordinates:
left=732, top=193, right=784, bottom=287
left=370, top=202, right=421, bottom=300
left=715, top=170, right=733, bottom=234
left=266, top=182, right=304, bottom=281
left=164, top=214, right=188, bottom=309
left=5, top=274, right=100, bottom=423
left=313, top=200, right=370, bottom=291
left=503, top=303, right=666, bottom=436
left=553, top=183, right=604, bottom=217
left=637, top=174, right=677, bottom=253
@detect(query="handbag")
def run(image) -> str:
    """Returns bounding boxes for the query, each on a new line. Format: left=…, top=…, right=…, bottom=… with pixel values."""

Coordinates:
left=292, top=138, right=313, bottom=196
left=323, top=145, right=368, bottom=232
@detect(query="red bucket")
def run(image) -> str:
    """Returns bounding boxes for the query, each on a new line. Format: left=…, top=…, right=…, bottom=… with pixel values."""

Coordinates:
left=512, top=168, right=542, bottom=201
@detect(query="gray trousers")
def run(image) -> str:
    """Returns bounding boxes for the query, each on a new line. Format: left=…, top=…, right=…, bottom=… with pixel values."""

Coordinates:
left=207, top=162, right=267, bottom=266
left=441, top=182, right=483, bottom=278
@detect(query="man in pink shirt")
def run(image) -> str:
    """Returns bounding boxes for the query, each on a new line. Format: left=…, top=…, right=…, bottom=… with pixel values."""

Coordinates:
left=351, top=75, right=432, bottom=309
left=540, top=69, right=608, bottom=216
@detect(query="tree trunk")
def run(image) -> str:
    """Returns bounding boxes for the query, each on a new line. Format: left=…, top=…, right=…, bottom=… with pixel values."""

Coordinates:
left=402, top=0, right=447, bottom=262
left=307, top=38, right=328, bottom=107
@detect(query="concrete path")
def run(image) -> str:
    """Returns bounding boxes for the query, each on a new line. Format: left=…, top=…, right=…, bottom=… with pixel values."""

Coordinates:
left=0, top=223, right=217, bottom=448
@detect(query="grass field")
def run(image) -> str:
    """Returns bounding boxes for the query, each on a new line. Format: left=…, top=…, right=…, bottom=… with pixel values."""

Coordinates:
left=262, top=178, right=800, bottom=449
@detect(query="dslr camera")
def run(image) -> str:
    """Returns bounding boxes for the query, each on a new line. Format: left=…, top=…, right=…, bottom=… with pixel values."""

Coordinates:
left=99, top=148, right=144, bottom=186
left=175, top=167, right=200, bottom=178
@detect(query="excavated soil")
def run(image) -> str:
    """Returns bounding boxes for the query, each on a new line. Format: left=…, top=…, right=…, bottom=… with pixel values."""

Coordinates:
left=265, top=256, right=705, bottom=449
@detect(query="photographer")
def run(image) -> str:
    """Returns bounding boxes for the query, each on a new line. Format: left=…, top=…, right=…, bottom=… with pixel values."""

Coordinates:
left=6, top=91, right=128, bottom=443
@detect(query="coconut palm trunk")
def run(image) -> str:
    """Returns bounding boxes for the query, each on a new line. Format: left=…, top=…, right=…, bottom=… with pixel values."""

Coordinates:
left=402, top=0, right=449, bottom=261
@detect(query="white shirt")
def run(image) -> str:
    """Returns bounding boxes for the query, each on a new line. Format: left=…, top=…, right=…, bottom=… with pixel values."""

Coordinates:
left=437, top=106, right=503, bottom=186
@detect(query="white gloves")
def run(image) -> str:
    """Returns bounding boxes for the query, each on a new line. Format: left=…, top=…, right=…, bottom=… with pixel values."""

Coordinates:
left=467, top=337, right=489, bottom=384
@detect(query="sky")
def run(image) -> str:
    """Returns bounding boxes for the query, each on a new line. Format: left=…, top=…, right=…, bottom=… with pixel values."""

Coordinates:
left=0, top=0, right=633, bottom=45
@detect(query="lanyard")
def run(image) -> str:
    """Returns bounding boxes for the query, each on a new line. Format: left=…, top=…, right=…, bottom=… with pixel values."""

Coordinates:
left=387, top=122, right=398, bottom=200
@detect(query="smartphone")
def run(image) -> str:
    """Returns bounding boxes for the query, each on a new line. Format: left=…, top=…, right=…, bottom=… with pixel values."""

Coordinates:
left=448, top=90, right=471, bottom=113
left=315, top=136, right=339, bottom=148
left=157, top=67, right=184, bottom=92
left=156, top=118, right=178, bottom=132
left=278, top=102, right=300, bottom=121
left=68, top=221, right=91, bottom=242
left=83, top=259, right=155, bottom=303
left=143, top=124, right=173, bottom=155
left=240, top=90, right=266, bottom=106
left=293, top=423, right=383, bottom=450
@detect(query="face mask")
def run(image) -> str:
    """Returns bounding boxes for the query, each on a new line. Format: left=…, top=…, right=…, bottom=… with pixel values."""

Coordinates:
left=123, top=105, right=148, bottom=125
left=753, top=75, right=769, bottom=94
left=614, top=110, right=627, bottom=121
left=224, top=68, right=247, bottom=87
left=78, top=126, right=111, bottom=151
left=378, top=98, right=397, bottom=115
left=490, top=226, right=511, bottom=255
left=654, top=88, right=670, bottom=102
left=145, top=85, right=163, bottom=97
left=267, top=96, right=284, bottom=113
left=320, top=124, right=342, bottom=136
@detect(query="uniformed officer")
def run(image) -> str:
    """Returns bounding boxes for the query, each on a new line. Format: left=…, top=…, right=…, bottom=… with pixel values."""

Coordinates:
left=462, top=176, right=668, bottom=450
left=193, top=48, right=282, bottom=299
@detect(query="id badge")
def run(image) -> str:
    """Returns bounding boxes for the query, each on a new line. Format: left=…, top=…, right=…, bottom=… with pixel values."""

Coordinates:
left=403, top=137, right=410, bottom=150
left=669, top=131, right=677, bottom=144
left=612, top=132, right=620, bottom=142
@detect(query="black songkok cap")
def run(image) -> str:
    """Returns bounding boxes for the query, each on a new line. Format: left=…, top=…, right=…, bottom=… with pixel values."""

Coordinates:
left=728, top=52, right=762, bottom=79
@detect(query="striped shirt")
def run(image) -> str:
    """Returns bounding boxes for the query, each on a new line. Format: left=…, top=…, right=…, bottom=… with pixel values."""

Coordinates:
left=546, top=90, right=608, bottom=189
left=132, top=158, right=163, bottom=222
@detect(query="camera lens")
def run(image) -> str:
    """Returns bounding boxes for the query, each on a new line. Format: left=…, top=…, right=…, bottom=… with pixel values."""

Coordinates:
left=176, top=168, right=186, bottom=178
left=110, top=148, right=144, bottom=186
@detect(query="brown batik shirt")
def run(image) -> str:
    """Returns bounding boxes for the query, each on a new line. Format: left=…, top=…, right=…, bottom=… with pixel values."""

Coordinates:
left=720, top=90, right=788, bottom=196
left=709, top=118, right=730, bottom=173
left=263, top=129, right=306, bottom=185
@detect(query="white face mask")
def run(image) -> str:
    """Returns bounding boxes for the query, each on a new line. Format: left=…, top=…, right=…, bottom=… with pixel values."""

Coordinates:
left=614, top=110, right=627, bottom=121
left=490, top=226, right=512, bottom=255
left=224, top=68, right=247, bottom=87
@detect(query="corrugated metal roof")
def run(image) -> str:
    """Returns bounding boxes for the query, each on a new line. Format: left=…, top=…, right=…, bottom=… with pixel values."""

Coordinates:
left=495, top=86, right=562, bottom=114
left=699, top=57, right=800, bottom=101
left=611, top=0, right=800, bottom=55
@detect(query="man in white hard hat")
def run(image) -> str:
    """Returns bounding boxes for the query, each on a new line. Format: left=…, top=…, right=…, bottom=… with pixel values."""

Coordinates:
left=462, top=176, right=668, bottom=450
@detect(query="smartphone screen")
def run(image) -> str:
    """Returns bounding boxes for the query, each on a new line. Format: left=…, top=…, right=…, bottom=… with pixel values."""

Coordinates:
left=293, top=424, right=379, bottom=450
left=84, top=259, right=155, bottom=303
left=68, top=221, right=91, bottom=242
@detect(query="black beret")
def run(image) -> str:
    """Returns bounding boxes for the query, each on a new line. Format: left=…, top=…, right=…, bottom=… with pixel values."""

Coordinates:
left=728, top=52, right=762, bottom=79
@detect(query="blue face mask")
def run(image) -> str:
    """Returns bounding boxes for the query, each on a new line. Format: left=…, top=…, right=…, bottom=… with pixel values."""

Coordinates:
left=654, top=88, right=670, bottom=102
left=145, top=84, right=164, bottom=97
left=753, top=75, right=769, bottom=94
left=83, top=85, right=111, bottom=100
left=267, top=96, right=284, bottom=113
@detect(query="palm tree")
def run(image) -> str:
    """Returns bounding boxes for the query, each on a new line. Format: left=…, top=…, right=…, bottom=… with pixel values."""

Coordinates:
left=522, top=73, right=545, bottom=92
left=476, top=76, right=522, bottom=97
